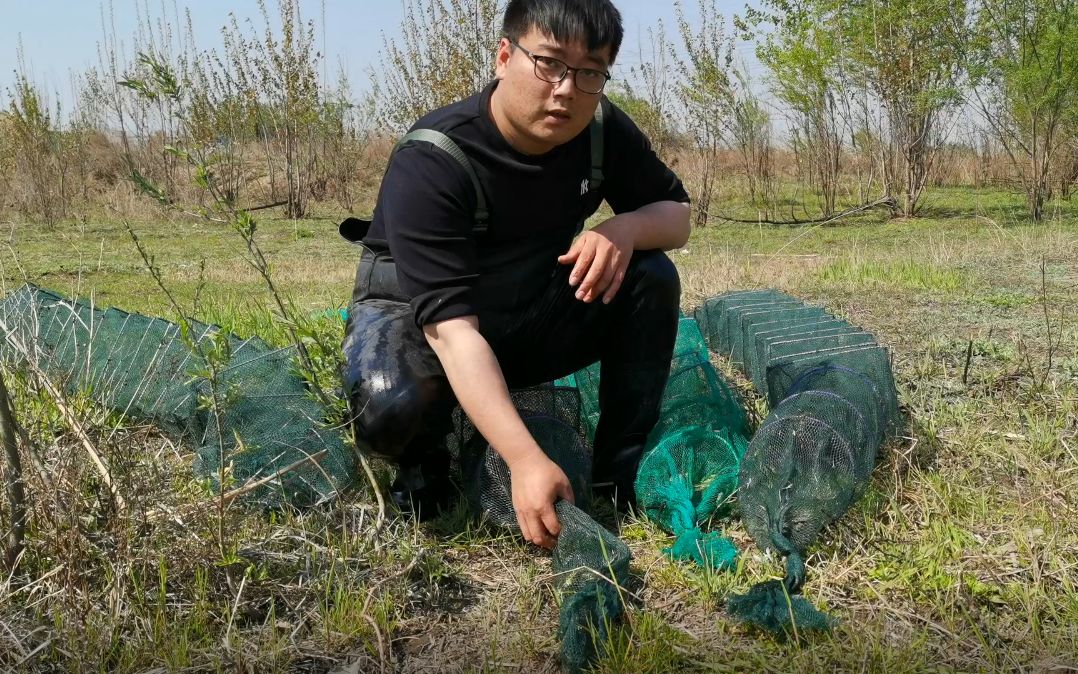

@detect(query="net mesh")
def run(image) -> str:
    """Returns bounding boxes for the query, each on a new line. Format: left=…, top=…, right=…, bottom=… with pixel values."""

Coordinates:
left=557, top=316, right=750, bottom=572
left=552, top=500, right=631, bottom=674
left=697, top=290, right=901, bottom=636
left=539, top=314, right=758, bottom=655
left=555, top=362, right=602, bottom=444
left=556, top=316, right=749, bottom=444
left=450, top=386, right=593, bottom=526
left=641, top=319, right=749, bottom=571
left=635, top=425, right=743, bottom=568
left=755, top=331, right=876, bottom=391
left=0, top=284, right=356, bottom=507
left=744, top=318, right=852, bottom=382
left=693, top=290, right=796, bottom=356
left=766, top=346, right=902, bottom=437
left=729, top=307, right=830, bottom=369
left=644, top=318, right=749, bottom=569
left=658, top=317, right=750, bottom=437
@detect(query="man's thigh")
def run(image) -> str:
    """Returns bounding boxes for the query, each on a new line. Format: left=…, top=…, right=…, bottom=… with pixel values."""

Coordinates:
left=484, top=250, right=678, bottom=387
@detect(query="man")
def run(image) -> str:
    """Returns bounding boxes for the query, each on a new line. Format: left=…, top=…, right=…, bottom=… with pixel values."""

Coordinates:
left=343, top=0, right=690, bottom=549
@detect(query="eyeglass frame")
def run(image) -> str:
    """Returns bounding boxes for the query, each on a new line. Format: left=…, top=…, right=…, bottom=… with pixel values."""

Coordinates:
left=509, top=40, right=612, bottom=95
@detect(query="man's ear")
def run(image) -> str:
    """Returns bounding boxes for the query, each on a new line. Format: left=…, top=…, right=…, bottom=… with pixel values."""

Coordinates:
left=494, top=37, right=512, bottom=79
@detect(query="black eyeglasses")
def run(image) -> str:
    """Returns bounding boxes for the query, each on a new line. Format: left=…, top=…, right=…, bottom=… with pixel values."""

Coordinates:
left=510, top=41, right=611, bottom=95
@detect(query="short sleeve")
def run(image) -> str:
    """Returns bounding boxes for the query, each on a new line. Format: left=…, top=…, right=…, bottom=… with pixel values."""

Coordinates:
left=600, top=102, right=690, bottom=214
left=377, top=143, right=481, bottom=327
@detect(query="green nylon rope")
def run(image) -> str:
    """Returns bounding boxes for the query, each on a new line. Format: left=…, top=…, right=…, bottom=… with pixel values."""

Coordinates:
left=726, top=523, right=833, bottom=637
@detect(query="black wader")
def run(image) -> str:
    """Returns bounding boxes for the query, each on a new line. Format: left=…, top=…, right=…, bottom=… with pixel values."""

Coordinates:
left=341, top=247, right=680, bottom=506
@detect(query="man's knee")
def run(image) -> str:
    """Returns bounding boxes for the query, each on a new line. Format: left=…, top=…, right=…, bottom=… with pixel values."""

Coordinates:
left=341, top=299, right=452, bottom=465
left=348, top=375, right=447, bottom=464
left=629, top=249, right=681, bottom=306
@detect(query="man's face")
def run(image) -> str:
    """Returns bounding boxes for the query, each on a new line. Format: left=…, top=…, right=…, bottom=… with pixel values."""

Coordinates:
left=491, top=27, right=612, bottom=155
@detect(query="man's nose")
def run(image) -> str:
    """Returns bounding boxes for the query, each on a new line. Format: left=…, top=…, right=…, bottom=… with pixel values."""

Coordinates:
left=552, top=73, right=575, bottom=99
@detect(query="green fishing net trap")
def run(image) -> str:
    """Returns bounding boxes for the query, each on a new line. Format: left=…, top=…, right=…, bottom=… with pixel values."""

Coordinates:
left=0, top=284, right=357, bottom=508
left=557, top=316, right=751, bottom=573
left=697, top=289, right=901, bottom=635
left=1, top=281, right=904, bottom=659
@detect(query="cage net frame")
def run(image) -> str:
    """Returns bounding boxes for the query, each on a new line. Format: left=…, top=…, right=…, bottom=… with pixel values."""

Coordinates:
left=0, top=284, right=357, bottom=508
left=755, top=332, right=878, bottom=391
left=729, top=306, right=832, bottom=370
left=746, top=318, right=853, bottom=372
left=695, top=291, right=796, bottom=356
left=748, top=320, right=859, bottom=379
left=694, top=290, right=794, bottom=352
left=696, top=289, right=902, bottom=635
left=450, top=385, right=594, bottom=526
left=765, top=345, right=902, bottom=438
left=722, top=302, right=807, bottom=362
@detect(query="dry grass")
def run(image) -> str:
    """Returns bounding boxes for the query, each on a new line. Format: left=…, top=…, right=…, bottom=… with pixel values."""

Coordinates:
left=0, top=185, right=1076, bottom=672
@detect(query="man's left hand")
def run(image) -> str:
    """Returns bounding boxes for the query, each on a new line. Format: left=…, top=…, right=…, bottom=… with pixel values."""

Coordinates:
left=557, top=215, right=638, bottom=304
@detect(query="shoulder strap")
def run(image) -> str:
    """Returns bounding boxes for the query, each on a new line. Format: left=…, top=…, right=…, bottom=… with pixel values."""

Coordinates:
left=394, top=129, right=490, bottom=233
left=589, top=99, right=606, bottom=191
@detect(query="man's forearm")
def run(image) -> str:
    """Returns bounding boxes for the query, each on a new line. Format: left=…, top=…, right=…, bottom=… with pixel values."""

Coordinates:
left=620, top=200, right=691, bottom=251
left=422, top=315, right=543, bottom=468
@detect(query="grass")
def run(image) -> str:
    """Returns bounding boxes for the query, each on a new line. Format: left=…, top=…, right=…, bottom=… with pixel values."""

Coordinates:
left=816, top=258, right=968, bottom=292
left=0, top=184, right=1076, bottom=671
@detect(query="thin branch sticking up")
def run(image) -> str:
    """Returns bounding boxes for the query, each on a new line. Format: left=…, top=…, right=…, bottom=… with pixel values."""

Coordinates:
left=0, top=325, right=129, bottom=516
left=0, top=370, right=27, bottom=570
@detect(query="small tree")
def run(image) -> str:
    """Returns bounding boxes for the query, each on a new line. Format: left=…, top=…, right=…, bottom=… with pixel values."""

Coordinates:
left=221, top=0, right=323, bottom=218
left=82, top=0, right=189, bottom=198
left=751, top=1, right=844, bottom=216
left=971, top=0, right=1078, bottom=221
left=727, top=67, right=775, bottom=209
left=842, top=0, right=969, bottom=217
left=620, top=21, right=675, bottom=160
left=607, top=87, right=668, bottom=151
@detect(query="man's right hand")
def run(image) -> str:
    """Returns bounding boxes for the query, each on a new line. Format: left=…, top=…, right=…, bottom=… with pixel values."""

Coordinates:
left=509, top=452, right=575, bottom=549
left=422, top=316, right=575, bottom=549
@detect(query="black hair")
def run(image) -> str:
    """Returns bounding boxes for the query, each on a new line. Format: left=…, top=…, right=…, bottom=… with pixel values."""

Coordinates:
left=502, top=0, right=624, bottom=65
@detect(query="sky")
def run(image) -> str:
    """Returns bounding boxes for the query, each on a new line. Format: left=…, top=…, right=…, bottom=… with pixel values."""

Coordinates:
left=0, top=0, right=766, bottom=109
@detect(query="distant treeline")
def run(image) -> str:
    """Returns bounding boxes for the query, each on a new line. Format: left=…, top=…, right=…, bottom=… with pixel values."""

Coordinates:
left=1, top=0, right=1076, bottom=226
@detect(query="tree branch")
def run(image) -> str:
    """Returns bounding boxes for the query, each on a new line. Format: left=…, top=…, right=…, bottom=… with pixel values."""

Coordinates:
left=708, top=196, right=897, bottom=226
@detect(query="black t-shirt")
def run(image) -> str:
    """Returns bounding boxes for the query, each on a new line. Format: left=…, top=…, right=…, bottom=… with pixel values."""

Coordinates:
left=364, top=80, right=690, bottom=327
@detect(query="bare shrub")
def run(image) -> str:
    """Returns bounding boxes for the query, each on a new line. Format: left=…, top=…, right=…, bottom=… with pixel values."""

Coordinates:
left=4, top=73, right=67, bottom=225
left=727, top=68, right=775, bottom=210
left=371, top=0, right=503, bottom=134
left=672, top=0, right=736, bottom=227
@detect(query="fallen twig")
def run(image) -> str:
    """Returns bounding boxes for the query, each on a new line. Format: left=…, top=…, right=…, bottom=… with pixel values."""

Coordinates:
left=30, top=368, right=128, bottom=515
left=218, top=449, right=329, bottom=505
left=709, top=197, right=897, bottom=226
